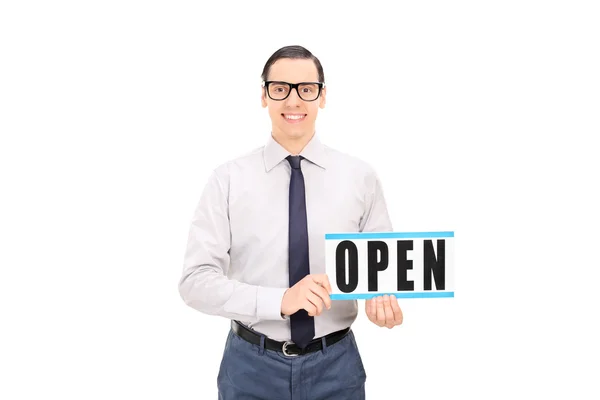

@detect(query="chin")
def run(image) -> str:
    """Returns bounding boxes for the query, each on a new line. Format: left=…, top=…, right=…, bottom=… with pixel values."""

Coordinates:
left=279, top=126, right=311, bottom=139
left=286, top=130, right=307, bottom=138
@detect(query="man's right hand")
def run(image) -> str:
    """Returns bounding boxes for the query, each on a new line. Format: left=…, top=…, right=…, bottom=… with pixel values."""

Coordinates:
left=281, top=274, right=333, bottom=317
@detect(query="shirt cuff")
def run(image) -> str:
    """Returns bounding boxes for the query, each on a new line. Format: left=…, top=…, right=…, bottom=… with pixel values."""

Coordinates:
left=256, top=287, right=288, bottom=320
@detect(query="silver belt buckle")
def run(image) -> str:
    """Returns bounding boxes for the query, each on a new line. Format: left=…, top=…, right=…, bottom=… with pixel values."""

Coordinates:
left=282, top=341, right=298, bottom=357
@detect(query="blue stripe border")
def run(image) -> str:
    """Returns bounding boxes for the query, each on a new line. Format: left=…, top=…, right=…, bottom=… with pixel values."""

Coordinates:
left=331, top=292, right=454, bottom=300
left=325, top=231, right=454, bottom=240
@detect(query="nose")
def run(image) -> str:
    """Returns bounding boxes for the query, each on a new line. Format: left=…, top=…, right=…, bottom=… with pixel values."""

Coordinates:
left=284, top=86, right=302, bottom=107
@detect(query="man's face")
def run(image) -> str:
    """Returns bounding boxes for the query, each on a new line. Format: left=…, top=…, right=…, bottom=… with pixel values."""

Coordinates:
left=261, top=58, right=326, bottom=141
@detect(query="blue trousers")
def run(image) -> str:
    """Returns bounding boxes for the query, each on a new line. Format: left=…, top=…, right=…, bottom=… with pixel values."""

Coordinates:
left=217, top=327, right=367, bottom=400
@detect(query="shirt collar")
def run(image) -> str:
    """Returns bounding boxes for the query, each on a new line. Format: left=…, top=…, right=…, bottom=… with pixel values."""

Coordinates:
left=263, top=132, right=328, bottom=172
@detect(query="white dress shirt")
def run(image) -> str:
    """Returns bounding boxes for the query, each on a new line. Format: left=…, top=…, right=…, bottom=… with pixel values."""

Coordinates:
left=178, top=133, right=393, bottom=341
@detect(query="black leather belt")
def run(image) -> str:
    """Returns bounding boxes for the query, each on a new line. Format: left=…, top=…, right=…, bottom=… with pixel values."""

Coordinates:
left=231, top=320, right=350, bottom=356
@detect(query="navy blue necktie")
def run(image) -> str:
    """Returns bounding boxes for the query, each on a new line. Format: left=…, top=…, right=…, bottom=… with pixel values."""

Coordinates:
left=286, top=155, right=315, bottom=349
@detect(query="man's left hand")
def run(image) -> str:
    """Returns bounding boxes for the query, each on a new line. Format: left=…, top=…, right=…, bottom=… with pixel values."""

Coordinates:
left=365, top=295, right=403, bottom=328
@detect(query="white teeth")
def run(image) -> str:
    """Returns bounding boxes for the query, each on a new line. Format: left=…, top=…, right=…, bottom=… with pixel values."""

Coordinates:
left=284, top=114, right=305, bottom=120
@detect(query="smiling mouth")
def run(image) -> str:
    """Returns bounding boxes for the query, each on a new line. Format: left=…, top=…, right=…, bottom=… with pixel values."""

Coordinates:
left=282, top=113, right=307, bottom=123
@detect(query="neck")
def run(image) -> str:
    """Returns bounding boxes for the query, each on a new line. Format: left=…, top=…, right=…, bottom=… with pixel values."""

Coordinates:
left=272, top=130, right=315, bottom=155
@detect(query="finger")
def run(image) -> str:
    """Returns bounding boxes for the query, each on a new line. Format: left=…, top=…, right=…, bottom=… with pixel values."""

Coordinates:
left=303, top=297, right=318, bottom=316
left=322, top=275, right=333, bottom=295
left=312, top=274, right=333, bottom=294
left=383, top=295, right=395, bottom=328
left=371, top=297, right=377, bottom=317
left=376, top=296, right=386, bottom=326
left=310, top=283, right=331, bottom=310
left=364, top=299, right=371, bottom=320
left=306, top=291, right=324, bottom=316
left=390, top=295, right=403, bottom=324
left=366, top=298, right=378, bottom=323
left=365, top=299, right=373, bottom=319
left=368, top=297, right=377, bottom=320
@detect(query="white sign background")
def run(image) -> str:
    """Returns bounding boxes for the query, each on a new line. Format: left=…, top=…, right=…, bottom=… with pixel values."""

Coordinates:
left=325, top=232, right=454, bottom=299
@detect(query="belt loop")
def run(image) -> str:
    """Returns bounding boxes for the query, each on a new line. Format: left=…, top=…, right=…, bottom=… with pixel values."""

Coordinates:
left=259, top=335, right=266, bottom=355
left=321, top=336, right=328, bottom=354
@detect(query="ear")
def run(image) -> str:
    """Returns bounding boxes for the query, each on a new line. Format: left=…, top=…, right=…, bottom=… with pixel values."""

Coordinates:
left=319, top=86, right=327, bottom=109
left=261, top=87, right=268, bottom=108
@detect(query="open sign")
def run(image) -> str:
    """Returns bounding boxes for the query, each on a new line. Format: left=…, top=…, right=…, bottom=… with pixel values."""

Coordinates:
left=325, top=231, right=454, bottom=300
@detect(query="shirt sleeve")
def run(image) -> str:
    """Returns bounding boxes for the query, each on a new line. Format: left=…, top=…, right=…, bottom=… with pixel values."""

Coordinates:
left=359, top=168, right=394, bottom=233
left=178, top=169, right=287, bottom=322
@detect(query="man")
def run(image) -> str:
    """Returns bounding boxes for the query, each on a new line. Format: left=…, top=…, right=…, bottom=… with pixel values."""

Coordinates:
left=179, top=45, right=403, bottom=399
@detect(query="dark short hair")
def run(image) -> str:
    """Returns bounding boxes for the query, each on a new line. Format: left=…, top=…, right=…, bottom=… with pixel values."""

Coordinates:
left=261, top=45, right=325, bottom=83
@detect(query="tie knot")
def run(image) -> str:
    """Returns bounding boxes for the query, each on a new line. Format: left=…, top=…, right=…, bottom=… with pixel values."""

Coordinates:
left=286, top=155, right=303, bottom=169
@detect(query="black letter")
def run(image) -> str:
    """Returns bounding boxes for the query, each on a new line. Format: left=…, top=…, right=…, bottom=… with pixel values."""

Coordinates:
left=367, top=241, right=389, bottom=291
left=336, top=241, right=359, bottom=293
left=424, top=240, right=445, bottom=290
left=397, top=240, right=414, bottom=291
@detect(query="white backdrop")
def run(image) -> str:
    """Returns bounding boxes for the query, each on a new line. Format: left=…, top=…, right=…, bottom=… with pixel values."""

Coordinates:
left=1, top=1, right=599, bottom=399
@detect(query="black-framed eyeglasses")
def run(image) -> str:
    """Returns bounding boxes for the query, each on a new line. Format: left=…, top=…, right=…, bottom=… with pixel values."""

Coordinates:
left=262, top=81, right=325, bottom=102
